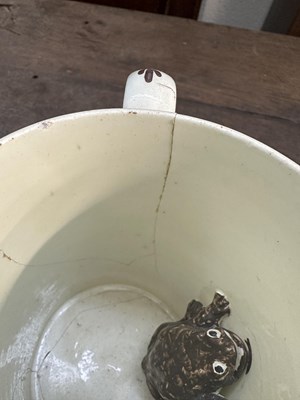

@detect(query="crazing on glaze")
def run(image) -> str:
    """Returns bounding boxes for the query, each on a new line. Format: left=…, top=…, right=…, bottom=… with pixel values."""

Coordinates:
left=31, top=285, right=175, bottom=400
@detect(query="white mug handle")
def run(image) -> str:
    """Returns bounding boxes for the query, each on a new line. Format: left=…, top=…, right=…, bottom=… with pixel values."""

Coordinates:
left=123, top=69, right=177, bottom=112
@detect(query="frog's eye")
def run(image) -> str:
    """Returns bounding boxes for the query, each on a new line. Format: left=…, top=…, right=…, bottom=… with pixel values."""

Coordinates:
left=213, top=361, right=227, bottom=375
left=207, top=329, right=221, bottom=338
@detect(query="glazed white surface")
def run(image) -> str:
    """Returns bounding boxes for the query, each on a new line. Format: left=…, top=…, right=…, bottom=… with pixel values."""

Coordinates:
left=31, top=285, right=174, bottom=400
left=0, top=107, right=299, bottom=399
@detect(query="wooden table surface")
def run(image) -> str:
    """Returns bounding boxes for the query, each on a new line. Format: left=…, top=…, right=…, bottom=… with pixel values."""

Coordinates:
left=1, top=0, right=300, bottom=163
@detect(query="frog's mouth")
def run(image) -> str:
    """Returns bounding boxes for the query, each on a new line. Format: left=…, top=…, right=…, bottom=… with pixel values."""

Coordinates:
left=224, top=330, right=252, bottom=377
left=244, top=338, right=252, bottom=374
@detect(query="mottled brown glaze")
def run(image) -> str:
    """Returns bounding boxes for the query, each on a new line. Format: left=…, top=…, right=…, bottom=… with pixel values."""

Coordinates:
left=142, top=292, right=252, bottom=400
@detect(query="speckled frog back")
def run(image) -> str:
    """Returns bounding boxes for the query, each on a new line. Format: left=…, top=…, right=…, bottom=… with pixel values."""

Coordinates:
left=142, top=292, right=252, bottom=400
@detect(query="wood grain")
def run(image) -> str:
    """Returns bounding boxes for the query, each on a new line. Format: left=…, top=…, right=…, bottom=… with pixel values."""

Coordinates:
left=0, top=0, right=299, bottom=162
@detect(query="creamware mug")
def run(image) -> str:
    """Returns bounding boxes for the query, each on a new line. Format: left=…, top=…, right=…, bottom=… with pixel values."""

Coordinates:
left=0, top=70, right=299, bottom=399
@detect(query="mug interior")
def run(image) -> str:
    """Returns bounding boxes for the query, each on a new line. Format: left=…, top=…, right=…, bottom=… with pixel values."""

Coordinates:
left=0, top=110, right=299, bottom=399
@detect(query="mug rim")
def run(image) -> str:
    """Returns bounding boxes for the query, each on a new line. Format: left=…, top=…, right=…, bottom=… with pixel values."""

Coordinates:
left=1, top=108, right=299, bottom=174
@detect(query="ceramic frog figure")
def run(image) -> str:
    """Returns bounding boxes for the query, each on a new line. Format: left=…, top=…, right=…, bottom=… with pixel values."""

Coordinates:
left=142, top=291, right=252, bottom=400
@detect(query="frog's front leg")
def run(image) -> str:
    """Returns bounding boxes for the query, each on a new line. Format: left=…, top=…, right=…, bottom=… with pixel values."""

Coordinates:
left=184, top=299, right=204, bottom=320
left=193, top=291, right=230, bottom=326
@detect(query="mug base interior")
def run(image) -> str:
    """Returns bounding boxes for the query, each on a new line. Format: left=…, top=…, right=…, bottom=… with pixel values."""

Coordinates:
left=31, top=284, right=174, bottom=400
